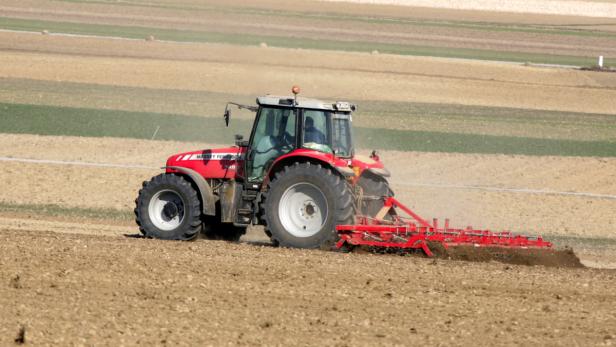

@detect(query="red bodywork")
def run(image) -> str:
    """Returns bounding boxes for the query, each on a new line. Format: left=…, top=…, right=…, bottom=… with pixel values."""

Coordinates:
left=166, top=146, right=386, bottom=184
left=166, top=146, right=246, bottom=179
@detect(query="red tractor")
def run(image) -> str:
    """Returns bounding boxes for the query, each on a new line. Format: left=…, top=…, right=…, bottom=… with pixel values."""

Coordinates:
left=135, top=87, right=391, bottom=249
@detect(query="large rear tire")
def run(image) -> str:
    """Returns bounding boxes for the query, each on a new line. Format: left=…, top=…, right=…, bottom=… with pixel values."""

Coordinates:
left=135, top=174, right=202, bottom=240
left=262, top=162, right=354, bottom=249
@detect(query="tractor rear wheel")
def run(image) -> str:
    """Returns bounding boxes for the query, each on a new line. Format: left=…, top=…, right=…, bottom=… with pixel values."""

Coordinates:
left=356, top=172, right=394, bottom=218
left=262, top=162, right=354, bottom=249
left=134, top=174, right=202, bottom=240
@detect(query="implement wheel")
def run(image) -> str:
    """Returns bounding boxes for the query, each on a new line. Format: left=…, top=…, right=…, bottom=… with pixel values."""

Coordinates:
left=262, top=162, right=354, bottom=249
left=134, top=174, right=202, bottom=240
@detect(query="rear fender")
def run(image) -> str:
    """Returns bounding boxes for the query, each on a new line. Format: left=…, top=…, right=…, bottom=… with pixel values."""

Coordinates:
left=165, top=166, right=216, bottom=216
left=364, top=167, right=391, bottom=178
left=352, top=154, right=390, bottom=181
left=265, top=150, right=354, bottom=186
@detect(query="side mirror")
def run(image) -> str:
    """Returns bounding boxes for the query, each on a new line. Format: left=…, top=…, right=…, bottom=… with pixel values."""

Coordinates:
left=224, top=108, right=231, bottom=127
left=235, top=134, right=248, bottom=147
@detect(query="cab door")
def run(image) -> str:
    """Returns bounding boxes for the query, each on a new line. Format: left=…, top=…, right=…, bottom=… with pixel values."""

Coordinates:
left=245, top=106, right=297, bottom=182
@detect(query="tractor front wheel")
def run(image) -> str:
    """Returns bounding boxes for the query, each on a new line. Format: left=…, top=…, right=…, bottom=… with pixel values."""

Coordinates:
left=135, top=174, right=202, bottom=240
left=262, top=162, right=354, bottom=249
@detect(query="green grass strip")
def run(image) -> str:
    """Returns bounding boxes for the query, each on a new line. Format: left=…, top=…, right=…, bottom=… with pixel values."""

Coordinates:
left=1, top=102, right=615, bottom=156
left=1, top=17, right=614, bottom=66
left=0, top=102, right=253, bottom=144
left=0, top=201, right=133, bottom=221
left=353, top=128, right=616, bottom=156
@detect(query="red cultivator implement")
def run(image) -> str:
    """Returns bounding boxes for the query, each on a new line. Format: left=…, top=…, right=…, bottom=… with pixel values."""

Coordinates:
left=336, top=197, right=552, bottom=256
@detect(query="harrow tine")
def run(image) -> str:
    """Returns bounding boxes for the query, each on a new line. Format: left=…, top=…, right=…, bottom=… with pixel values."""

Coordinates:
left=420, top=242, right=434, bottom=257
left=391, top=234, right=408, bottom=243
left=363, top=232, right=384, bottom=242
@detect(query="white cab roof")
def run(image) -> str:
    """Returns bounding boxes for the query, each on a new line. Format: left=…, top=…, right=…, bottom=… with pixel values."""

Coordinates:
left=257, top=95, right=353, bottom=111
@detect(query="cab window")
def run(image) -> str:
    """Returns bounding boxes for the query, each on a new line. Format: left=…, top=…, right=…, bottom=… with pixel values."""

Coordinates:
left=248, top=107, right=296, bottom=180
left=302, top=110, right=331, bottom=154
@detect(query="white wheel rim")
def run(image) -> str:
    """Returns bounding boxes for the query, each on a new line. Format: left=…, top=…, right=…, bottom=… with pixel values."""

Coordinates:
left=148, top=189, right=186, bottom=231
left=278, top=182, right=328, bottom=238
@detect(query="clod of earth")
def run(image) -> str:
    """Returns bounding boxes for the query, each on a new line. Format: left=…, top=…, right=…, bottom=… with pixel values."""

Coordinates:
left=14, top=326, right=25, bottom=345
left=351, top=243, right=583, bottom=267
left=9, top=274, right=21, bottom=289
left=427, top=242, right=584, bottom=268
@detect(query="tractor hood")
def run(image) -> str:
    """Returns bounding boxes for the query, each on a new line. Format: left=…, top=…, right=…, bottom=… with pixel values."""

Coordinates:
left=165, top=147, right=246, bottom=179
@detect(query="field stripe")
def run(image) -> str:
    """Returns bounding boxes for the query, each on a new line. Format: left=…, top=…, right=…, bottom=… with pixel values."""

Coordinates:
left=2, top=103, right=615, bottom=157
left=0, top=156, right=157, bottom=170
left=321, top=0, right=616, bottom=18
left=0, top=29, right=585, bottom=70
left=2, top=156, right=615, bottom=200
left=391, top=181, right=616, bottom=201
left=1, top=17, right=614, bottom=66
left=0, top=201, right=133, bottom=222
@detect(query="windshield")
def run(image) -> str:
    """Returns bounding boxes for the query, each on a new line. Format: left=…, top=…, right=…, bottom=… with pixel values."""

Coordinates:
left=302, top=110, right=353, bottom=157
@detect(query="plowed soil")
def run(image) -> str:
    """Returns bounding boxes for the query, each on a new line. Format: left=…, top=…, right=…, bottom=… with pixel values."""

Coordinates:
left=1, top=229, right=615, bottom=346
left=426, top=243, right=583, bottom=268
left=2, top=0, right=616, bottom=344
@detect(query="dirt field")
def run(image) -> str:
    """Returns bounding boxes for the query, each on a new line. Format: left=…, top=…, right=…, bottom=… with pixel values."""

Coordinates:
left=1, top=36, right=616, bottom=115
left=2, top=0, right=616, bottom=344
left=3, top=0, right=616, bottom=57
left=1, top=230, right=615, bottom=346
left=5, top=31, right=613, bottom=89
left=3, top=134, right=615, bottom=194
left=6, top=0, right=616, bottom=25
left=1, top=134, right=615, bottom=240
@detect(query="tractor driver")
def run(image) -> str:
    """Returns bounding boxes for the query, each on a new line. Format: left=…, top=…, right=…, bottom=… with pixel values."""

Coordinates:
left=304, top=116, right=326, bottom=144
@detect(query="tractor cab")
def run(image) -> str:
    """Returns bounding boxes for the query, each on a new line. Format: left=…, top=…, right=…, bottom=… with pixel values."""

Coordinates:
left=245, top=95, right=355, bottom=181
left=225, top=87, right=356, bottom=182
